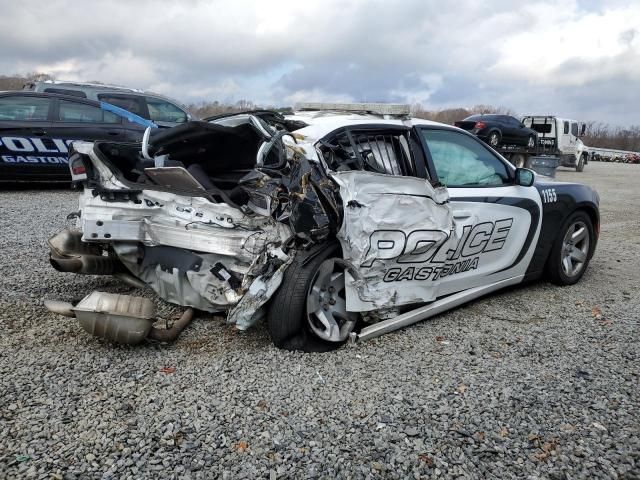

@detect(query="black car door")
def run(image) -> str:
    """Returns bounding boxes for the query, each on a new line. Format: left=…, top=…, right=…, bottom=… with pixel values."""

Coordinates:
left=0, top=94, right=68, bottom=181
left=507, top=116, right=528, bottom=144
left=498, top=116, right=515, bottom=144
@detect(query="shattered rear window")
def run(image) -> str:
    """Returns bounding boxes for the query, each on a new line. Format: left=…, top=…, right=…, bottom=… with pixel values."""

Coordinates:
left=319, top=128, right=416, bottom=176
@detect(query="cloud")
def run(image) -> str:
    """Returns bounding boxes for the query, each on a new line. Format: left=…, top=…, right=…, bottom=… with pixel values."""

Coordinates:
left=0, top=0, right=637, bottom=125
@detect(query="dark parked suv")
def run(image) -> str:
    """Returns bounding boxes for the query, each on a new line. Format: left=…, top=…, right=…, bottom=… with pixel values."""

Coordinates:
left=0, top=91, right=153, bottom=182
left=455, top=114, right=538, bottom=149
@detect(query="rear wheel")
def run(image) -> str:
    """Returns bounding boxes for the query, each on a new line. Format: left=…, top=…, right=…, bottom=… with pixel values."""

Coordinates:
left=546, top=211, right=594, bottom=285
left=267, top=244, right=357, bottom=352
left=488, top=131, right=501, bottom=148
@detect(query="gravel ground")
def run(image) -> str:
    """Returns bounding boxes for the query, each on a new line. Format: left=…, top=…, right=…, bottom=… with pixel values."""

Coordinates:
left=0, top=162, right=638, bottom=479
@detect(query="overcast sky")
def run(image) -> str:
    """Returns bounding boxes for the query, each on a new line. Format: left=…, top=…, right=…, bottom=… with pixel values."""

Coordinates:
left=0, top=0, right=638, bottom=125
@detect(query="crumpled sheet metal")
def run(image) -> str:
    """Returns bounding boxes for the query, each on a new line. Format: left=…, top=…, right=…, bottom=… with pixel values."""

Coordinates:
left=330, top=171, right=456, bottom=312
left=227, top=248, right=295, bottom=330
left=113, top=243, right=236, bottom=313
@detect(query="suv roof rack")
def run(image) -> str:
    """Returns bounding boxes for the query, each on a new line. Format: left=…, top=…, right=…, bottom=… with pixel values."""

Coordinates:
left=296, top=102, right=411, bottom=116
left=36, top=80, right=145, bottom=93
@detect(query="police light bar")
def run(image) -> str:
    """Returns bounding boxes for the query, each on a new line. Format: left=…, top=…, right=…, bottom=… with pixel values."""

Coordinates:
left=296, top=102, right=411, bottom=116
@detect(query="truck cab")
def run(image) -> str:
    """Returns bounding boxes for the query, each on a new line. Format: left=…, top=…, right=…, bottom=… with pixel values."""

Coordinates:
left=522, top=116, right=588, bottom=172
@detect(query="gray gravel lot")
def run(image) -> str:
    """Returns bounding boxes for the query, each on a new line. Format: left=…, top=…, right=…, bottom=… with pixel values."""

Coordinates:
left=0, top=162, right=638, bottom=479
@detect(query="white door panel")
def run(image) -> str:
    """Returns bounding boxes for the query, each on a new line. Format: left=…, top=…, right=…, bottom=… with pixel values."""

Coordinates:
left=331, top=172, right=542, bottom=312
left=444, top=185, right=542, bottom=294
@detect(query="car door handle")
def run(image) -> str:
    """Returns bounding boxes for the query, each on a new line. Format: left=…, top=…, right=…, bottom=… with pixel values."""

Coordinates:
left=453, top=210, right=472, bottom=219
left=107, top=130, right=121, bottom=136
left=31, top=129, right=47, bottom=136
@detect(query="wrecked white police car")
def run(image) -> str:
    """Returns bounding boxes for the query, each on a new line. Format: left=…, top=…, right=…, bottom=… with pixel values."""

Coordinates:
left=47, top=103, right=599, bottom=351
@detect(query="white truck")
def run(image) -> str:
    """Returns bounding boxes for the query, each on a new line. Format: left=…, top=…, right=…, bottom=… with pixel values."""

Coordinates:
left=521, top=116, right=589, bottom=172
left=496, top=116, right=589, bottom=173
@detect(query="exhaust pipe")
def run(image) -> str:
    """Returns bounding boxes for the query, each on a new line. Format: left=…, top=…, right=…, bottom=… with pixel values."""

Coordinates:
left=43, top=299, right=75, bottom=318
left=44, top=291, right=194, bottom=345
left=148, top=308, right=194, bottom=343
left=48, top=229, right=123, bottom=275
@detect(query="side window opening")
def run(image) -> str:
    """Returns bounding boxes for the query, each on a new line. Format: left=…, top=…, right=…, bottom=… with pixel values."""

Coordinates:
left=58, top=100, right=121, bottom=124
left=319, top=129, right=415, bottom=176
left=571, top=122, right=579, bottom=137
left=98, top=94, right=146, bottom=118
left=145, top=97, right=187, bottom=124
left=0, top=96, right=51, bottom=121
left=421, top=129, right=510, bottom=187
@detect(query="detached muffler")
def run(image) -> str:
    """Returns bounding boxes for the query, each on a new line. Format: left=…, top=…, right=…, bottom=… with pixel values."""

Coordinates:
left=44, top=292, right=194, bottom=345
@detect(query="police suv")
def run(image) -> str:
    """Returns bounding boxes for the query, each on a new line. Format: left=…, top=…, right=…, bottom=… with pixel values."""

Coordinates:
left=0, top=91, right=154, bottom=182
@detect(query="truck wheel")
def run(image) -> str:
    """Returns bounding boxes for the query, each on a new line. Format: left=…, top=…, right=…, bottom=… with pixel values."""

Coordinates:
left=511, top=154, right=526, bottom=168
left=576, top=154, right=586, bottom=172
left=267, top=244, right=358, bottom=352
left=488, top=131, right=501, bottom=147
left=527, top=135, right=536, bottom=149
left=545, top=211, right=594, bottom=286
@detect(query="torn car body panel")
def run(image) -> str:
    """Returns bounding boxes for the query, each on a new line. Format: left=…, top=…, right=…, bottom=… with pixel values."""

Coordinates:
left=330, top=170, right=455, bottom=311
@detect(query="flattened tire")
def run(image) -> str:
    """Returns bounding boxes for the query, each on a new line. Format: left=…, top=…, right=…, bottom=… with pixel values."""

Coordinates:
left=546, top=211, right=595, bottom=285
left=267, top=244, right=351, bottom=352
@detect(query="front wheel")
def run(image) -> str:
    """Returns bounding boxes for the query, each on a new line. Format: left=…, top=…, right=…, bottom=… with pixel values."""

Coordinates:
left=267, top=244, right=357, bottom=352
left=546, top=211, right=594, bottom=285
left=576, top=154, right=586, bottom=172
left=488, top=131, right=501, bottom=148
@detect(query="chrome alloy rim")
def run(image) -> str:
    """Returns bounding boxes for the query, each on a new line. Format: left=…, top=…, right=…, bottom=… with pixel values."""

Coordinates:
left=561, top=220, right=590, bottom=278
left=306, top=259, right=357, bottom=342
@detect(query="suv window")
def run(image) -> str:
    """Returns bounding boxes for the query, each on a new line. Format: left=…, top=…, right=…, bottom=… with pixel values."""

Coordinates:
left=43, top=88, right=87, bottom=98
left=58, top=100, right=120, bottom=124
left=0, top=96, right=51, bottom=121
left=146, top=96, right=187, bottom=123
left=97, top=94, right=146, bottom=117
left=421, top=129, right=510, bottom=187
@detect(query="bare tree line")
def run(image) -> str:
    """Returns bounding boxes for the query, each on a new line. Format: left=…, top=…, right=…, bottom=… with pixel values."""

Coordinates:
left=1, top=72, right=638, bottom=151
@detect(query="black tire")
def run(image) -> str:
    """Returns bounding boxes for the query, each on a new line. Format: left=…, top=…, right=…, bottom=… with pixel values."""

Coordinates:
left=267, top=243, right=352, bottom=352
left=487, top=131, right=501, bottom=148
left=576, top=154, right=586, bottom=172
left=545, top=211, right=595, bottom=285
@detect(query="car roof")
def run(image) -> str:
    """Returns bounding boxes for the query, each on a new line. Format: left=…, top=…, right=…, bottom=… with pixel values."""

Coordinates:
left=0, top=90, right=107, bottom=106
left=286, top=110, right=451, bottom=140
left=27, top=80, right=188, bottom=110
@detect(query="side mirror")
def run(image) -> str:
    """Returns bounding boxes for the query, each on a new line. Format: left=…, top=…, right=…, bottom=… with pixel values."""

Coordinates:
left=515, top=168, right=535, bottom=187
left=580, top=123, right=586, bottom=136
